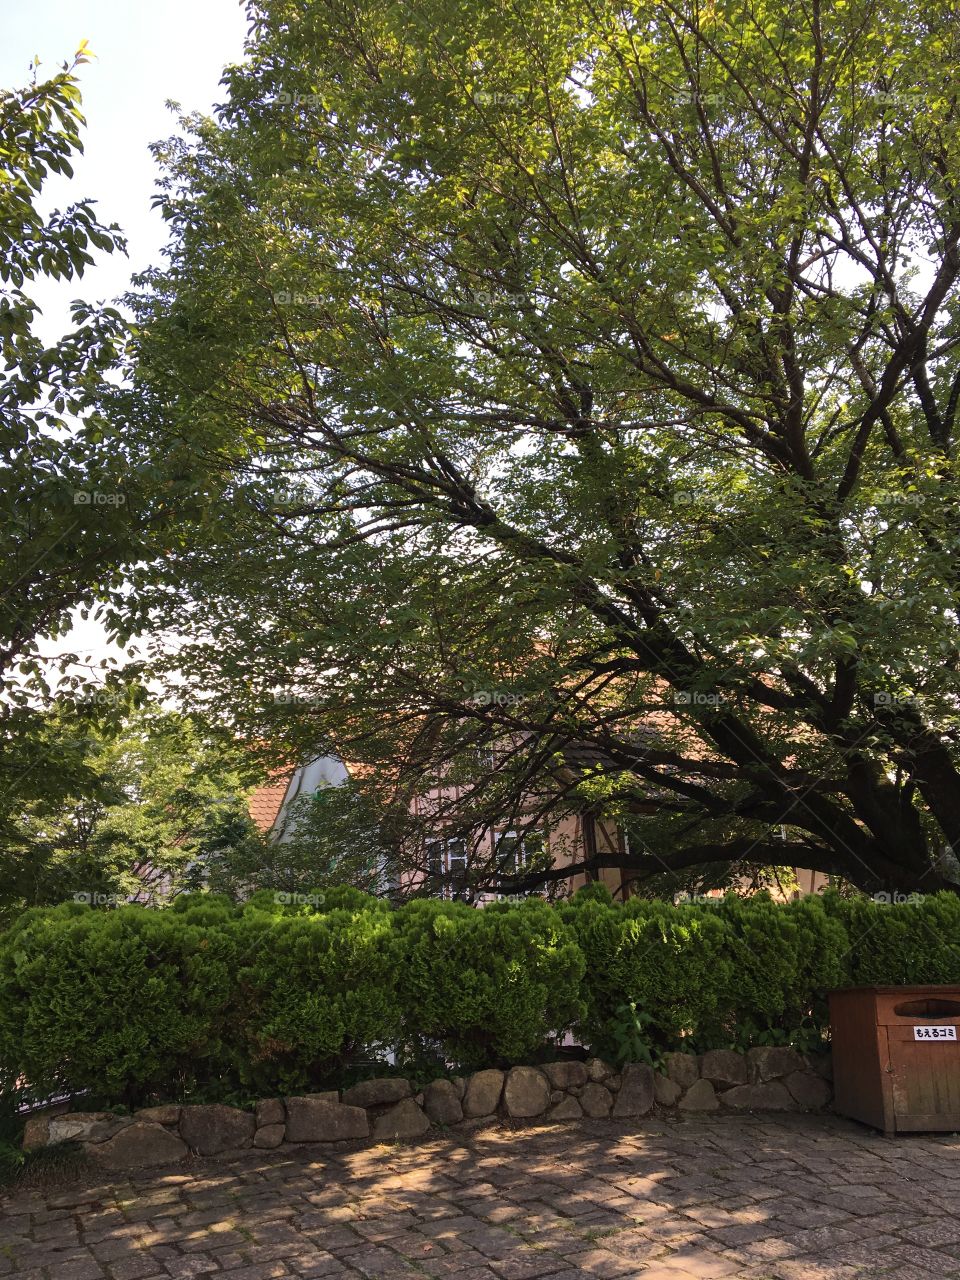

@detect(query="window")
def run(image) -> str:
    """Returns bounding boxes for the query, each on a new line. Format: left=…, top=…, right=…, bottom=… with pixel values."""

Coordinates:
left=495, top=829, right=543, bottom=880
left=426, top=839, right=444, bottom=879
left=425, top=837, right=468, bottom=899
left=447, top=838, right=466, bottom=879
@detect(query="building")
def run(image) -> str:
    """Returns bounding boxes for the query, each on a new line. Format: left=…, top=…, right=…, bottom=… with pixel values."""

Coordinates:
left=248, top=754, right=828, bottom=901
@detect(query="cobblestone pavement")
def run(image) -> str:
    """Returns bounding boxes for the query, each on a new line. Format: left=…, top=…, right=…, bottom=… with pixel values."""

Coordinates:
left=3, top=1112, right=960, bottom=1280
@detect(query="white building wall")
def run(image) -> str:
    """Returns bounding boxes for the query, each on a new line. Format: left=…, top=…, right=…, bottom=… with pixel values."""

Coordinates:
left=272, top=755, right=349, bottom=842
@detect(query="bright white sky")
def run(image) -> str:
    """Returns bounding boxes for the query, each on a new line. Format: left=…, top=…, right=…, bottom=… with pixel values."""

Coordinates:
left=2, top=0, right=249, bottom=664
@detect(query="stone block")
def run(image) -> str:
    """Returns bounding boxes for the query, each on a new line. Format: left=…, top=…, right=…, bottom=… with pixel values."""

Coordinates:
left=585, top=1057, right=615, bottom=1082
left=179, top=1104, right=255, bottom=1155
left=747, top=1046, right=805, bottom=1082
left=653, top=1075, right=682, bottom=1107
left=548, top=1095, right=583, bottom=1121
left=580, top=1083, right=614, bottom=1117
left=255, top=1098, right=285, bottom=1128
left=422, top=1079, right=463, bottom=1125
left=700, top=1049, right=747, bottom=1089
left=612, top=1063, right=655, bottom=1117
left=285, top=1097, right=370, bottom=1142
left=678, top=1079, right=719, bottom=1111
left=784, top=1070, right=832, bottom=1110
left=462, top=1069, right=505, bottom=1117
left=48, top=1113, right=134, bottom=1145
left=254, top=1123, right=286, bottom=1148
left=372, top=1098, right=431, bottom=1141
left=22, top=1114, right=50, bottom=1149
left=503, top=1066, right=551, bottom=1118
left=134, top=1105, right=181, bottom=1126
left=662, top=1052, right=699, bottom=1090
left=341, top=1077, right=411, bottom=1108
left=720, top=1081, right=797, bottom=1111
left=88, top=1122, right=188, bottom=1168
left=541, top=1061, right=589, bottom=1089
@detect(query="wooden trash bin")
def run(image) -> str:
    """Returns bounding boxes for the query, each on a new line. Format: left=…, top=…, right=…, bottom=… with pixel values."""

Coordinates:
left=829, top=985, right=960, bottom=1135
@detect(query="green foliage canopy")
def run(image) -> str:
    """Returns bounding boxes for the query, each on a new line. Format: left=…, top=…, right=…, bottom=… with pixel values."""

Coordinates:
left=127, top=0, right=960, bottom=895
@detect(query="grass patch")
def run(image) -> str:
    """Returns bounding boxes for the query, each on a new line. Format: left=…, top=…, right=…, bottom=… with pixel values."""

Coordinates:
left=0, top=1138, right=93, bottom=1192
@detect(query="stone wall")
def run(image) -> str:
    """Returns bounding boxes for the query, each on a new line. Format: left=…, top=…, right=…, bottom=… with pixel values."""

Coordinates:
left=21, top=1047, right=833, bottom=1169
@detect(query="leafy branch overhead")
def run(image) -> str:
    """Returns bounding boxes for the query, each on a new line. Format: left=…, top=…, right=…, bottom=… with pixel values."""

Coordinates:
left=0, top=53, right=219, bottom=838
left=127, top=0, right=960, bottom=896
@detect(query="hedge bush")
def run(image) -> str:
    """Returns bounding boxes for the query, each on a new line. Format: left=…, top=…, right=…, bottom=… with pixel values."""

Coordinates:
left=232, top=899, right=402, bottom=1094
left=393, top=897, right=585, bottom=1072
left=2, top=886, right=960, bottom=1105
left=0, top=900, right=237, bottom=1103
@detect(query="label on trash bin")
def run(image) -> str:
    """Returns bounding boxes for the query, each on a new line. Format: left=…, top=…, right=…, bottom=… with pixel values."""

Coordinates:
left=913, top=1025, right=958, bottom=1040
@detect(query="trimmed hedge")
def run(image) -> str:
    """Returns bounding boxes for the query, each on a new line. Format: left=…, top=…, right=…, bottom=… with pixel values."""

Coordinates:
left=1, top=886, right=958, bottom=1105
left=393, top=897, right=585, bottom=1073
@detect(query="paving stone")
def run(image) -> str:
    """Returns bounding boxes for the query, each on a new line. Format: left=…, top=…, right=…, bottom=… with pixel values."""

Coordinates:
left=8, top=1112, right=960, bottom=1280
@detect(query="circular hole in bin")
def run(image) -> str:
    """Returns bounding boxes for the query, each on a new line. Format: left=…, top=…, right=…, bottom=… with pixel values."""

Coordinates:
left=893, top=998, right=960, bottom=1018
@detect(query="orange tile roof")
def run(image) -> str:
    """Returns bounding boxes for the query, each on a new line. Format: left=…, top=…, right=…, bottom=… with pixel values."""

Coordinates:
left=247, top=771, right=294, bottom=833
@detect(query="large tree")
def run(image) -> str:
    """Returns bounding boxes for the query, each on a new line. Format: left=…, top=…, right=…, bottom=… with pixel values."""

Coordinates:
left=128, top=0, right=960, bottom=896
